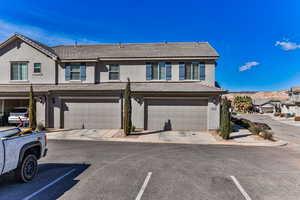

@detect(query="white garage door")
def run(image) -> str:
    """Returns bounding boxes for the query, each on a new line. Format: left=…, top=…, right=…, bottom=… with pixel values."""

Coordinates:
left=63, top=99, right=121, bottom=129
left=147, top=99, right=208, bottom=131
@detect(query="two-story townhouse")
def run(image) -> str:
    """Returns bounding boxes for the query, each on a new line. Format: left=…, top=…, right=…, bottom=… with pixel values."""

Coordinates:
left=0, top=33, right=226, bottom=131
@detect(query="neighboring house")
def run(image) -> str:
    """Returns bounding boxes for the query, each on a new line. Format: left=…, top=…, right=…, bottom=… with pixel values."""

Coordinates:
left=253, top=99, right=280, bottom=113
left=281, top=100, right=297, bottom=115
left=0, top=33, right=226, bottom=131
left=281, top=87, right=300, bottom=116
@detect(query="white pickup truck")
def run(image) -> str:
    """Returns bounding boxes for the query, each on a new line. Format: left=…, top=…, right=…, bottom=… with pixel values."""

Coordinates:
left=0, top=128, right=47, bottom=182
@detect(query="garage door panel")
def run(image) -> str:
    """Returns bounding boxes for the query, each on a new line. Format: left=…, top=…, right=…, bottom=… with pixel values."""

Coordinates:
left=147, top=100, right=207, bottom=131
left=63, top=99, right=121, bottom=129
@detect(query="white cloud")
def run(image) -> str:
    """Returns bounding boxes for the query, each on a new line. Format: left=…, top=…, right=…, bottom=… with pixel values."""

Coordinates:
left=0, top=20, right=100, bottom=46
left=275, top=41, right=300, bottom=51
left=239, top=61, right=260, bottom=72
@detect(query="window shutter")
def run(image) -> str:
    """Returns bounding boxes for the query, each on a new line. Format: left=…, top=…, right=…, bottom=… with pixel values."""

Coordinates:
left=80, top=63, right=86, bottom=81
left=65, top=63, right=71, bottom=81
left=146, top=63, right=152, bottom=80
left=166, top=62, right=172, bottom=80
left=179, top=62, right=185, bottom=80
left=199, top=62, right=205, bottom=80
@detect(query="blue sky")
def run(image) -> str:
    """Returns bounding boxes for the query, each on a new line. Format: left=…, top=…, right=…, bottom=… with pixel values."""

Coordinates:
left=0, top=0, right=299, bottom=91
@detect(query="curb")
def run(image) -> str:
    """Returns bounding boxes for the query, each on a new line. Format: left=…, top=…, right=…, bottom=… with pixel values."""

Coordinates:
left=46, top=136, right=289, bottom=147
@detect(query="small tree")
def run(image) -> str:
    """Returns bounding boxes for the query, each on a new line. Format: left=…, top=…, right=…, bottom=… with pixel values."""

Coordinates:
left=123, top=78, right=132, bottom=135
left=28, top=84, right=37, bottom=129
left=220, top=97, right=231, bottom=139
left=233, top=96, right=253, bottom=113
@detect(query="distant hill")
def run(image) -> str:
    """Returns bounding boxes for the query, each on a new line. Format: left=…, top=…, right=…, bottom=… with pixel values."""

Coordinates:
left=225, top=90, right=289, bottom=101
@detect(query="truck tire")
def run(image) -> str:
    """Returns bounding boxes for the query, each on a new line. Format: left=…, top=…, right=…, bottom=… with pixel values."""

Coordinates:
left=15, top=154, right=38, bottom=183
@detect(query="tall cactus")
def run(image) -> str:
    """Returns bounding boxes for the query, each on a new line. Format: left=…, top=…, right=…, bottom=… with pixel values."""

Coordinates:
left=123, top=78, right=132, bottom=135
left=29, top=84, right=36, bottom=129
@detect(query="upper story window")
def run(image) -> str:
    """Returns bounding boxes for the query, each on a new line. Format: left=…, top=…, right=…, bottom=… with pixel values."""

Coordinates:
left=11, top=62, right=28, bottom=81
left=146, top=62, right=172, bottom=80
left=109, top=64, right=120, bottom=80
left=65, top=63, right=86, bottom=81
left=179, top=62, right=205, bottom=80
left=33, top=63, right=41, bottom=73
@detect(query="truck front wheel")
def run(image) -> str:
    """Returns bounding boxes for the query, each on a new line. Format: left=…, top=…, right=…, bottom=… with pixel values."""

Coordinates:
left=15, top=154, right=38, bottom=183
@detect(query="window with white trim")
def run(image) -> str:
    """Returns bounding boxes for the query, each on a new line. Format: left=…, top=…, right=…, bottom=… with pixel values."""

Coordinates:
left=33, top=63, right=41, bottom=73
left=185, top=62, right=199, bottom=80
left=70, top=63, right=81, bottom=80
left=151, top=62, right=166, bottom=80
left=109, top=64, right=120, bottom=80
left=11, top=62, right=28, bottom=80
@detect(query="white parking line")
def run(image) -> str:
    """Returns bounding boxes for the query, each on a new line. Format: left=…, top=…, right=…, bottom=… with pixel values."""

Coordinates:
left=22, top=168, right=76, bottom=200
left=230, top=175, right=252, bottom=200
left=135, top=172, right=152, bottom=200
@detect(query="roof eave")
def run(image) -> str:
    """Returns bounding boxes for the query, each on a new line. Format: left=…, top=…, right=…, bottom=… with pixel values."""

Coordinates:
left=0, top=34, right=58, bottom=61
left=98, top=56, right=219, bottom=61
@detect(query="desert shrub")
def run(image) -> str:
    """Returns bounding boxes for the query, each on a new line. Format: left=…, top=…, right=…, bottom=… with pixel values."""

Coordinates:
left=248, top=124, right=260, bottom=135
left=287, top=113, right=295, bottom=118
left=232, top=117, right=272, bottom=138
left=274, top=113, right=280, bottom=117
left=265, top=110, right=274, bottom=113
left=131, top=125, right=136, bottom=132
left=259, top=130, right=274, bottom=140
left=295, top=116, right=300, bottom=121
left=280, top=113, right=287, bottom=118
left=253, top=122, right=271, bottom=130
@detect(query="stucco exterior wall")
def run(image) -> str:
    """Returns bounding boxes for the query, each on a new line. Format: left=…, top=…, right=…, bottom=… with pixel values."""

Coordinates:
left=207, top=96, right=220, bottom=130
left=36, top=100, right=46, bottom=126
left=96, top=60, right=216, bottom=86
left=0, top=39, right=56, bottom=84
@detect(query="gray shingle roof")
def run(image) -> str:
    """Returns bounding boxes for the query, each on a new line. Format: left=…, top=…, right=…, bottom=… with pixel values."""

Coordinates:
left=1, top=34, right=219, bottom=60
left=291, top=87, right=300, bottom=93
left=51, top=42, right=219, bottom=60
left=252, top=99, right=272, bottom=106
left=0, top=82, right=226, bottom=93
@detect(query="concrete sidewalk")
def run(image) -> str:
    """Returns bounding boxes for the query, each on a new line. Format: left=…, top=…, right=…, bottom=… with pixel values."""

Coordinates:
left=46, top=128, right=287, bottom=147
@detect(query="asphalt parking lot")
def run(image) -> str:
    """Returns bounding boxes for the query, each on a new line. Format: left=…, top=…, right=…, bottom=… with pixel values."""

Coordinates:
left=0, top=140, right=300, bottom=200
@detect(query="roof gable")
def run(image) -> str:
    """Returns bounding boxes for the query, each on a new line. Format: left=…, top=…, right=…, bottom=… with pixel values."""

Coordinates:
left=0, top=33, right=58, bottom=60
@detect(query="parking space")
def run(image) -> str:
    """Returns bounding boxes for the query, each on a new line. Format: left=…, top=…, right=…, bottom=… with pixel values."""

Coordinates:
left=0, top=163, right=89, bottom=200
left=0, top=140, right=299, bottom=200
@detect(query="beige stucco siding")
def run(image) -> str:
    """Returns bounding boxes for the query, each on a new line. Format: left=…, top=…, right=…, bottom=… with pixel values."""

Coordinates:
left=36, top=101, right=46, bottom=126
left=97, top=61, right=216, bottom=86
left=0, top=39, right=56, bottom=84
left=207, top=96, right=220, bottom=130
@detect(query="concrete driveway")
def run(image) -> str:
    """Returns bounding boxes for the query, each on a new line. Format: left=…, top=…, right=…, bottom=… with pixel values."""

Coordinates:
left=0, top=140, right=300, bottom=200
left=240, top=114, right=300, bottom=145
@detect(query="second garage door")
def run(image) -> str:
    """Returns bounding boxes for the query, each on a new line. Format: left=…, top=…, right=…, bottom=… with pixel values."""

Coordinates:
left=63, top=99, right=121, bottom=129
left=147, top=99, right=208, bottom=131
